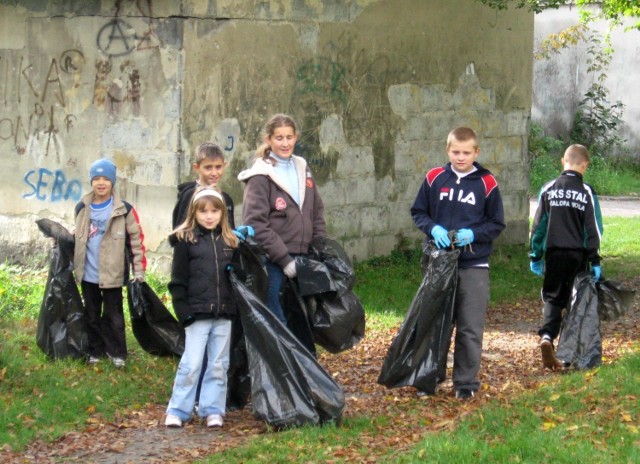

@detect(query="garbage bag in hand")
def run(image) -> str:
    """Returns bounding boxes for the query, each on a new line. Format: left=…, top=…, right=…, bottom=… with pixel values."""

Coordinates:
left=229, top=237, right=268, bottom=304
left=556, top=272, right=602, bottom=370
left=225, top=317, right=251, bottom=411
left=305, top=291, right=365, bottom=354
left=229, top=272, right=344, bottom=428
left=597, top=279, right=635, bottom=321
left=295, top=236, right=356, bottom=297
left=127, top=280, right=185, bottom=357
left=293, top=237, right=365, bottom=353
left=35, top=218, right=88, bottom=359
left=378, top=242, right=459, bottom=394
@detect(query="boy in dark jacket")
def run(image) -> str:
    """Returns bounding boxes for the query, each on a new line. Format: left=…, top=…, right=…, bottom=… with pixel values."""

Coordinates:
left=411, top=127, right=505, bottom=400
left=529, top=144, right=603, bottom=370
left=172, top=143, right=235, bottom=234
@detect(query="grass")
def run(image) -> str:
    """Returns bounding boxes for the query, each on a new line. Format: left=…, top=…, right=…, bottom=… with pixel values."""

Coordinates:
left=1, top=215, right=639, bottom=460
left=530, top=151, right=640, bottom=197
left=0, top=268, right=178, bottom=451
left=399, top=352, right=640, bottom=463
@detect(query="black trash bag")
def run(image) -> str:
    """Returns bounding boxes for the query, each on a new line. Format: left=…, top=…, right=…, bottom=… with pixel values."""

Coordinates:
left=230, top=237, right=269, bottom=303
left=127, top=280, right=185, bottom=357
left=377, top=243, right=459, bottom=394
left=293, top=238, right=365, bottom=353
left=229, top=272, right=345, bottom=428
left=307, top=292, right=366, bottom=354
left=296, top=237, right=355, bottom=297
left=556, top=272, right=602, bottom=370
left=294, top=256, right=335, bottom=297
left=597, top=279, right=636, bottom=322
left=225, top=318, right=252, bottom=410
left=224, top=238, right=269, bottom=410
left=281, top=278, right=318, bottom=356
left=35, top=218, right=88, bottom=359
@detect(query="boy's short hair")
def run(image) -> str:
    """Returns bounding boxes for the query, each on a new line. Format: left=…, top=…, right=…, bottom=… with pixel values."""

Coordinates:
left=447, top=127, right=478, bottom=149
left=564, top=144, right=590, bottom=164
left=194, top=142, right=224, bottom=165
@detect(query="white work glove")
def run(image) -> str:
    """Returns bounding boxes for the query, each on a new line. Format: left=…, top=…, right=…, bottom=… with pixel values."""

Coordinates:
left=283, top=261, right=297, bottom=279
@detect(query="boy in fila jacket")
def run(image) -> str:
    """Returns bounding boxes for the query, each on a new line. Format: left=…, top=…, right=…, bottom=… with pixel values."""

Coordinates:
left=411, top=127, right=505, bottom=400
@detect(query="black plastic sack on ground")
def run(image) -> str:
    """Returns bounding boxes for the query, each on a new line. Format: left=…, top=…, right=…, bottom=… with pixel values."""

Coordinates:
left=225, top=238, right=269, bottom=409
left=127, top=280, right=185, bottom=357
left=229, top=272, right=344, bottom=428
left=35, top=219, right=88, bottom=359
left=556, top=272, right=602, bottom=370
left=377, top=244, right=459, bottom=394
left=597, top=279, right=636, bottom=321
left=306, top=291, right=366, bottom=354
left=225, top=318, right=251, bottom=410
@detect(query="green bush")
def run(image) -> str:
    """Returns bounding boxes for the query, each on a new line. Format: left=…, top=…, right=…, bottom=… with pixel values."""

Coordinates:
left=528, top=125, right=640, bottom=196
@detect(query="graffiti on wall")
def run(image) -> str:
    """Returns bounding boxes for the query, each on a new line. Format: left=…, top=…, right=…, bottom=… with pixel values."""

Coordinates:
left=97, top=0, right=160, bottom=57
left=0, top=51, right=83, bottom=159
left=22, top=167, right=82, bottom=202
left=93, top=60, right=142, bottom=116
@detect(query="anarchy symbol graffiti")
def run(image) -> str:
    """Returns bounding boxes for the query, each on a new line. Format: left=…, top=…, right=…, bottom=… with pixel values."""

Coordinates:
left=97, top=19, right=137, bottom=57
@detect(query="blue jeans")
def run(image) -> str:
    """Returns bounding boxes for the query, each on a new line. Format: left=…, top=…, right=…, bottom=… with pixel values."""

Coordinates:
left=265, top=260, right=287, bottom=324
left=166, top=319, right=232, bottom=421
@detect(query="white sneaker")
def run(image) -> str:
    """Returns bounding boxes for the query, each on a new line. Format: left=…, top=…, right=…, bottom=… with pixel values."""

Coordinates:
left=88, top=356, right=100, bottom=365
left=206, top=414, right=223, bottom=428
left=165, top=414, right=182, bottom=428
left=111, top=357, right=126, bottom=368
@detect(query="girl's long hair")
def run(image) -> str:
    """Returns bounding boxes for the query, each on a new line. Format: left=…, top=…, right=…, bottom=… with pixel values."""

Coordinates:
left=255, top=113, right=297, bottom=160
left=172, top=187, right=238, bottom=247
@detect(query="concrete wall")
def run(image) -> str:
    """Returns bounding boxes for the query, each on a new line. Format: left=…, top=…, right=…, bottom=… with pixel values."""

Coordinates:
left=0, top=0, right=533, bottom=273
left=533, top=6, right=640, bottom=156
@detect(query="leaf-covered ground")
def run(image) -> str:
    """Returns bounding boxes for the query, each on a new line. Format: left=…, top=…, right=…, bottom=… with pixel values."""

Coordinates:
left=2, top=277, right=638, bottom=464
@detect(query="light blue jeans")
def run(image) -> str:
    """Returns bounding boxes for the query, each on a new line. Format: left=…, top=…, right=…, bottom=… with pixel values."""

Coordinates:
left=166, top=318, right=232, bottom=421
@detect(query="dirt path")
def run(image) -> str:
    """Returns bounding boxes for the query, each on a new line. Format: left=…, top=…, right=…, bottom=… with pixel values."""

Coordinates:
left=3, top=274, right=637, bottom=464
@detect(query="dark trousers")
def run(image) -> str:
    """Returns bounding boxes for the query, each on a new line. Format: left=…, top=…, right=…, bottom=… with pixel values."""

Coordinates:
left=81, top=281, right=127, bottom=359
left=452, top=268, right=490, bottom=392
left=538, top=249, right=589, bottom=340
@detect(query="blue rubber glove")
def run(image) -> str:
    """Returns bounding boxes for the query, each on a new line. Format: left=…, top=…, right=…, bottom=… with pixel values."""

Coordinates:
left=233, top=225, right=255, bottom=241
left=455, top=229, right=474, bottom=247
left=431, top=225, right=451, bottom=249
left=592, top=265, right=602, bottom=281
left=530, top=260, right=544, bottom=277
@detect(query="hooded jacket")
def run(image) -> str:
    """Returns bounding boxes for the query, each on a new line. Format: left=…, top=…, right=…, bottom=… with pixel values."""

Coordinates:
left=168, top=225, right=237, bottom=326
left=529, top=170, right=603, bottom=265
left=411, top=162, right=505, bottom=268
left=237, top=155, right=326, bottom=268
left=74, top=191, right=146, bottom=288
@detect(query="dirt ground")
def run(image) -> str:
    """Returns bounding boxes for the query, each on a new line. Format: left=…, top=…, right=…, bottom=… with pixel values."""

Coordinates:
left=2, top=274, right=638, bottom=464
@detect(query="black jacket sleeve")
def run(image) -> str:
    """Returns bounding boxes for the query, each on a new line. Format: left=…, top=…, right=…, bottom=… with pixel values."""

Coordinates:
left=168, top=239, right=192, bottom=326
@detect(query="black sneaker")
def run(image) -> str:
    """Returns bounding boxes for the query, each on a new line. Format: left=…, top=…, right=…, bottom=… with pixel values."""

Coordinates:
left=455, top=388, right=476, bottom=400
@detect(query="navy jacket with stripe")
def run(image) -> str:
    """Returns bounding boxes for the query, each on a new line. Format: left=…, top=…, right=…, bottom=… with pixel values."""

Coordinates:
left=411, top=162, right=505, bottom=268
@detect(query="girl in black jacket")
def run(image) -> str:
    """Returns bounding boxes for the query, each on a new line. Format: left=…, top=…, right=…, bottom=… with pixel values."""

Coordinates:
left=165, top=187, right=238, bottom=428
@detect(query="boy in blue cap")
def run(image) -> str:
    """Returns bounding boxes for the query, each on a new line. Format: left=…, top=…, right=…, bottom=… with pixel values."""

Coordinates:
left=74, top=158, right=146, bottom=368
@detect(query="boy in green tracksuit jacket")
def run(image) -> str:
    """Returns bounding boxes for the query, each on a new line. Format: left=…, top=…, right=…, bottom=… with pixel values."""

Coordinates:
left=529, top=144, right=603, bottom=370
